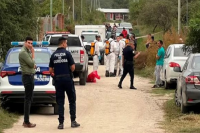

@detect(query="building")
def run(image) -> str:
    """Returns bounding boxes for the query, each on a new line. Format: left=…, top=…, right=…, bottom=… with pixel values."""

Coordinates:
left=97, top=8, right=129, bottom=21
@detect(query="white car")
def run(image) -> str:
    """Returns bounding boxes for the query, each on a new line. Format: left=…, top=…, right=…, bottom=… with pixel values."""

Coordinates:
left=161, top=44, right=189, bottom=89
left=0, top=42, right=58, bottom=114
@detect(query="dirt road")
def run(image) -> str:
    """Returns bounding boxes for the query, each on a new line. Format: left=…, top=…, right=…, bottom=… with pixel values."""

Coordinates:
left=4, top=65, right=164, bottom=133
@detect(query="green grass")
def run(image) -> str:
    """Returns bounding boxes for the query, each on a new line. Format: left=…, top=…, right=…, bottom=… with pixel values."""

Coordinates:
left=163, top=99, right=200, bottom=133
left=151, top=88, right=174, bottom=96
left=0, top=108, right=19, bottom=133
left=135, top=67, right=155, bottom=79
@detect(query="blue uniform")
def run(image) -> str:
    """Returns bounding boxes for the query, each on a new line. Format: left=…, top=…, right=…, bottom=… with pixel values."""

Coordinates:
left=49, top=47, right=76, bottom=124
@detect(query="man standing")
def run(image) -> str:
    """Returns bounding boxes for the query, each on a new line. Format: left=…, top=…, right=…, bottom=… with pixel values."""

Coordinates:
left=105, top=35, right=116, bottom=77
left=49, top=37, right=80, bottom=129
left=118, top=41, right=140, bottom=89
left=152, top=40, right=165, bottom=88
left=93, top=35, right=101, bottom=71
left=118, top=34, right=126, bottom=76
left=113, top=36, right=121, bottom=76
left=19, top=37, right=36, bottom=128
left=121, top=27, right=128, bottom=38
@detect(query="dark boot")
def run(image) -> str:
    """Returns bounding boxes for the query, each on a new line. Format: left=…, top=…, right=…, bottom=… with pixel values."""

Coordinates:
left=58, top=123, right=64, bottom=129
left=114, top=70, right=117, bottom=76
left=118, top=81, right=122, bottom=89
left=109, top=72, right=115, bottom=77
left=130, top=86, right=137, bottom=90
left=105, top=71, right=109, bottom=77
left=71, top=121, right=80, bottom=128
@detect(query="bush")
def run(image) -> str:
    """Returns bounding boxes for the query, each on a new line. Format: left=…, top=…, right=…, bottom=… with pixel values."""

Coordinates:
left=135, top=27, right=187, bottom=70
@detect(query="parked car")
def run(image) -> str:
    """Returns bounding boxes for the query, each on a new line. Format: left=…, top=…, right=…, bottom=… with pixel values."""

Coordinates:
left=174, top=53, right=200, bottom=113
left=47, top=34, right=89, bottom=85
left=161, top=44, right=189, bottom=89
left=0, top=42, right=59, bottom=114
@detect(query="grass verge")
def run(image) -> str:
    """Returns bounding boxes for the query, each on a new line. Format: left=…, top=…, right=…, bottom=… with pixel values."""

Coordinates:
left=136, top=66, right=200, bottom=133
left=0, top=108, right=19, bottom=133
left=163, top=99, right=200, bottom=133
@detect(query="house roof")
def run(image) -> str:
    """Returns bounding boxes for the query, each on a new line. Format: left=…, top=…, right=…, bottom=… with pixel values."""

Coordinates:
left=97, top=8, right=129, bottom=13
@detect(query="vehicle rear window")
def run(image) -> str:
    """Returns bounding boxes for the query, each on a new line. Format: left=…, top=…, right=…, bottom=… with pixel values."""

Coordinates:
left=83, top=34, right=96, bottom=42
left=192, top=56, right=200, bottom=70
left=7, top=52, right=50, bottom=64
left=174, top=47, right=189, bottom=57
left=49, top=36, right=81, bottom=47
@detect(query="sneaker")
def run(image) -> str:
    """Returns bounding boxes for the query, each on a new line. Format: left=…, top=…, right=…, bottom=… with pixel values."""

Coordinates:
left=130, top=86, right=137, bottom=90
left=118, top=84, right=122, bottom=89
left=152, top=85, right=160, bottom=88
left=22, top=122, right=36, bottom=128
left=58, top=123, right=64, bottom=129
left=71, top=121, right=80, bottom=128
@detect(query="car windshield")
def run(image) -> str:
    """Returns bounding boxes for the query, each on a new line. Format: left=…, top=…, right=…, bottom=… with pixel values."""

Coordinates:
left=120, top=23, right=132, bottom=27
left=174, top=47, right=189, bottom=57
left=116, top=28, right=129, bottom=34
left=49, top=36, right=81, bottom=47
left=43, top=36, right=50, bottom=41
left=192, top=56, right=200, bottom=70
left=7, top=51, right=50, bottom=64
left=82, top=34, right=96, bottom=42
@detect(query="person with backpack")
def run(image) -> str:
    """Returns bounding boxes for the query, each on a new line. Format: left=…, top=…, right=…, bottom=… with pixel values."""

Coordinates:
left=105, top=35, right=116, bottom=77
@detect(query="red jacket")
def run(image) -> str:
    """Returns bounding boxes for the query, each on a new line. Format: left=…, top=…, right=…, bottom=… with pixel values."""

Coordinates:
left=122, top=30, right=127, bottom=38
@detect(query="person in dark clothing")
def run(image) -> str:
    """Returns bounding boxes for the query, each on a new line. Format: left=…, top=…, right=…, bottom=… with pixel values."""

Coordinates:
left=49, top=37, right=80, bottom=129
left=19, top=37, right=36, bottom=128
left=118, top=41, right=140, bottom=89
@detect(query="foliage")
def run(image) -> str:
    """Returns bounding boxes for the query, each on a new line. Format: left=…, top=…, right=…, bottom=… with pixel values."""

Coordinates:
left=0, top=0, right=39, bottom=60
left=185, top=2, right=200, bottom=53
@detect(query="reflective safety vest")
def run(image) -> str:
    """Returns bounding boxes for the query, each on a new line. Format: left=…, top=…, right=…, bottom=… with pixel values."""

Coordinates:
left=90, top=42, right=95, bottom=56
left=105, top=40, right=112, bottom=55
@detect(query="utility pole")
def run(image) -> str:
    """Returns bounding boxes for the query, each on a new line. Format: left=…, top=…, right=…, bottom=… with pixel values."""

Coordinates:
left=62, top=0, right=64, bottom=15
left=50, top=0, right=52, bottom=31
left=73, top=0, right=74, bottom=20
left=178, top=0, right=181, bottom=34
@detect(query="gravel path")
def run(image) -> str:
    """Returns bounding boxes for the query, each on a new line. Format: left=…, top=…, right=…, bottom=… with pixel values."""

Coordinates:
left=4, top=65, right=164, bottom=133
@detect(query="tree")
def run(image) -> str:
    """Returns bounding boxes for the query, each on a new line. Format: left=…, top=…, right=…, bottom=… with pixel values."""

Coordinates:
left=0, top=0, right=39, bottom=59
left=185, top=1, right=200, bottom=53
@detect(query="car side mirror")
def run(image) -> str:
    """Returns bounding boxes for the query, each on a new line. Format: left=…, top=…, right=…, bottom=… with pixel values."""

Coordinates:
left=173, top=67, right=182, bottom=72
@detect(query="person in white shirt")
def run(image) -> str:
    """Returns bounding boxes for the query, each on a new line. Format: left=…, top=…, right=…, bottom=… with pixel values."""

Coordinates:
left=105, top=35, right=116, bottom=77
left=118, top=34, right=126, bottom=76
left=114, top=36, right=121, bottom=76
left=93, top=35, right=101, bottom=71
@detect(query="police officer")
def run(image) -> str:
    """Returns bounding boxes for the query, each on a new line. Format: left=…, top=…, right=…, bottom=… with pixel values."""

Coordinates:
left=93, top=35, right=101, bottom=71
left=49, top=37, right=80, bottom=129
left=105, top=35, right=116, bottom=77
left=118, top=41, right=140, bottom=89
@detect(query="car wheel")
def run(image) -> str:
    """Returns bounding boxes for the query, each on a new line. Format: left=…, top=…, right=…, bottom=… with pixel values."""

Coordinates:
left=181, top=94, right=189, bottom=114
left=164, top=73, right=170, bottom=89
left=53, top=104, right=58, bottom=115
left=175, top=89, right=181, bottom=107
left=79, top=67, right=88, bottom=85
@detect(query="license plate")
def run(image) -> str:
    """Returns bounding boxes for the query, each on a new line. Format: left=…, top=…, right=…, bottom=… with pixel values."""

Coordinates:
left=34, top=74, right=50, bottom=82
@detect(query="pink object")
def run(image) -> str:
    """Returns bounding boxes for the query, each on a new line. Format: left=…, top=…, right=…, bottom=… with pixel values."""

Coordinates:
left=87, top=71, right=101, bottom=83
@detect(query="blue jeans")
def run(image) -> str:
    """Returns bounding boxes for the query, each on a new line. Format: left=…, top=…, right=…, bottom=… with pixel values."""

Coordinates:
left=55, top=77, right=76, bottom=124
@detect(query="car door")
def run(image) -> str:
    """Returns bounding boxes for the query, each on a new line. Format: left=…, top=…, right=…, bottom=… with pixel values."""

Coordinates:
left=161, top=46, right=171, bottom=80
